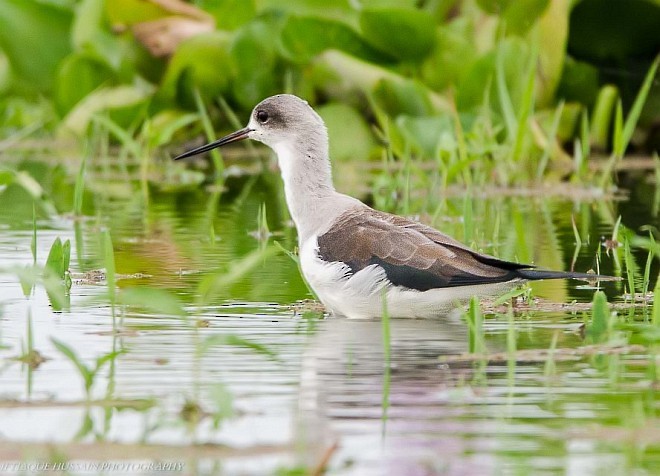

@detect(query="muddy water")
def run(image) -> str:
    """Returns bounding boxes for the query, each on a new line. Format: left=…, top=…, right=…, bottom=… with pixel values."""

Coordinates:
left=0, top=160, right=658, bottom=475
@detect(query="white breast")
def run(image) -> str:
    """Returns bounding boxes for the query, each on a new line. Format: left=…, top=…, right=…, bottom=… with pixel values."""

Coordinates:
left=299, top=237, right=520, bottom=319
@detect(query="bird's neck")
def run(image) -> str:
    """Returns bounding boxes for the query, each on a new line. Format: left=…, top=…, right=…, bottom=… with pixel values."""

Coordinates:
left=272, top=140, right=340, bottom=242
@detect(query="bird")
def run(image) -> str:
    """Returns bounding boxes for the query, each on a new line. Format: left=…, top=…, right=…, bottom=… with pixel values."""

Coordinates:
left=175, top=94, right=609, bottom=319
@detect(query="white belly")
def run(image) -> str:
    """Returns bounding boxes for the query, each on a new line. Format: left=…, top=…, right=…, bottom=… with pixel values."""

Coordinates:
left=299, top=237, right=520, bottom=319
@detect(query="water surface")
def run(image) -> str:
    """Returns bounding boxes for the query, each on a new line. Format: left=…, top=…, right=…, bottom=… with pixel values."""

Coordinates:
left=0, top=158, right=657, bottom=475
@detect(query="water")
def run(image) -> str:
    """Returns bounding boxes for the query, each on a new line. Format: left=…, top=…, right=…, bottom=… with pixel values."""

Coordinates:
left=0, top=159, right=658, bottom=475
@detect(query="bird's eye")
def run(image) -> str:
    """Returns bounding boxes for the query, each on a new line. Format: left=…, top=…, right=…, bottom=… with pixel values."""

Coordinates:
left=256, top=110, right=269, bottom=124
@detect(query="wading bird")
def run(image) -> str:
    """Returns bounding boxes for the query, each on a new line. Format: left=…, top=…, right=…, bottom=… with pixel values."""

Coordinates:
left=176, top=94, right=607, bottom=318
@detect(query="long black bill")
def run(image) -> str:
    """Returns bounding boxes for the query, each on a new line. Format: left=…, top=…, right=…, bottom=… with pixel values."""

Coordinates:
left=174, top=127, right=253, bottom=160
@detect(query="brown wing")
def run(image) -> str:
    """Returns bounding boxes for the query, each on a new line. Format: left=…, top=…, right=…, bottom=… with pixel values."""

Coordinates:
left=317, top=209, right=531, bottom=291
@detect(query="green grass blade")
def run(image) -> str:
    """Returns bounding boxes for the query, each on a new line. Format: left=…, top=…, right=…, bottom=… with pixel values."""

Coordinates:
left=73, top=142, right=88, bottom=216
left=193, top=88, right=224, bottom=177
left=620, top=55, right=659, bottom=155
left=653, top=274, right=660, bottom=326
left=51, top=338, right=93, bottom=392
left=496, top=46, right=517, bottom=141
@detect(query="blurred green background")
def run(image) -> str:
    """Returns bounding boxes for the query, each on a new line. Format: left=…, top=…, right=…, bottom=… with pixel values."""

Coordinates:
left=0, top=0, right=658, bottom=167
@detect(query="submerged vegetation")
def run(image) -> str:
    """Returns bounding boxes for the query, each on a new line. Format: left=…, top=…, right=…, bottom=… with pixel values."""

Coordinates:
left=0, top=0, right=659, bottom=474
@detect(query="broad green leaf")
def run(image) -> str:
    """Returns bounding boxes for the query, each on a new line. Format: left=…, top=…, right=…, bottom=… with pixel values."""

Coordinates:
left=45, top=238, right=64, bottom=280
left=278, top=15, right=389, bottom=64
left=258, top=0, right=354, bottom=18
left=198, top=0, right=255, bottom=30
left=396, top=115, right=454, bottom=157
left=43, top=273, right=69, bottom=312
left=0, top=0, right=72, bottom=92
left=105, top=0, right=183, bottom=25
left=372, top=78, right=433, bottom=117
left=161, top=31, right=232, bottom=108
left=421, top=18, right=478, bottom=91
left=317, top=103, right=375, bottom=162
left=501, top=0, right=549, bottom=35
left=359, top=7, right=436, bottom=61
left=229, top=17, right=282, bottom=108
left=556, top=57, right=599, bottom=106
left=120, top=287, right=187, bottom=317
left=54, top=53, right=115, bottom=116
left=0, top=170, right=14, bottom=187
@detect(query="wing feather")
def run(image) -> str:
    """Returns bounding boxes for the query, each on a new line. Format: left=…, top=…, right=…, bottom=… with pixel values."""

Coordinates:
left=317, top=208, right=530, bottom=291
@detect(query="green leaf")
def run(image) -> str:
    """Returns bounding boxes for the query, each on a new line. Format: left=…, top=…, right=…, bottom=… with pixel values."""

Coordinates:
left=105, top=0, right=178, bottom=25
left=590, top=85, right=619, bottom=151
left=103, top=230, right=116, bottom=305
left=586, top=291, right=611, bottom=343
left=396, top=115, right=454, bottom=157
left=0, top=0, right=73, bottom=92
left=43, top=273, right=69, bottom=312
left=620, top=55, right=659, bottom=156
left=359, top=7, right=436, bottom=60
left=51, top=338, right=93, bottom=390
left=317, top=103, right=375, bottom=162
left=120, top=288, right=187, bottom=317
left=161, top=31, right=232, bottom=108
left=372, top=78, right=433, bottom=117
left=45, top=238, right=64, bottom=280
left=62, top=240, right=71, bottom=276
left=198, top=0, right=255, bottom=30
left=0, top=170, right=14, bottom=187
left=501, top=0, right=549, bottom=35
left=54, top=53, right=115, bottom=115
left=229, top=17, right=282, bottom=108
left=278, top=15, right=389, bottom=64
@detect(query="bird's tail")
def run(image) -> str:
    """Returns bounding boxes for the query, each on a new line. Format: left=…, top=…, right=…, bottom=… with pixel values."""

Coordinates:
left=517, top=269, right=620, bottom=282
